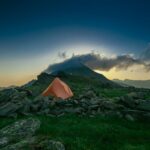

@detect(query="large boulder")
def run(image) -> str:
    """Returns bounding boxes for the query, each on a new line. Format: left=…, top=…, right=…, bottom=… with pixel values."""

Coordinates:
left=0, top=102, right=21, bottom=117
left=1, top=137, right=36, bottom=150
left=0, top=118, right=40, bottom=148
left=0, top=97, right=33, bottom=117
left=118, top=95, right=139, bottom=108
left=31, top=96, right=51, bottom=112
left=0, top=88, right=18, bottom=103
left=0, top=88, right=33, bottom=116
left=0, top=118, right=65, bottom=150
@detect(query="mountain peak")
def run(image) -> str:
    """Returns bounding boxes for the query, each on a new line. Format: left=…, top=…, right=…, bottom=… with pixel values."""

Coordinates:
left=44, top=59, right=118, bottom=86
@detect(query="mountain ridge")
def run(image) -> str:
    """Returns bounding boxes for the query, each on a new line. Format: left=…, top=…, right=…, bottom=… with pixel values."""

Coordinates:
left=113, top=79, right=150, bottom=89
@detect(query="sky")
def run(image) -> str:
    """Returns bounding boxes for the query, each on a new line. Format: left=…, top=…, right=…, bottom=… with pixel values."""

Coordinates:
left=0, top=0, right=150, bottom=86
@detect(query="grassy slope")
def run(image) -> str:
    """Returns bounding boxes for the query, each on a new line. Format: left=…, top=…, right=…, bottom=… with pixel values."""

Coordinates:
left=0, top=115, right=150, bottom=150
left=25, top=72, right=142, bottom=98
left=2, top=73, right=150, bottom=149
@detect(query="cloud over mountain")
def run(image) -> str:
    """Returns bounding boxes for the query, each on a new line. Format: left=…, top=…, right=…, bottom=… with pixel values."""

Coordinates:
left=46, top=53, right=150, bottom=73
left=141, top=45, right=150, bottom=61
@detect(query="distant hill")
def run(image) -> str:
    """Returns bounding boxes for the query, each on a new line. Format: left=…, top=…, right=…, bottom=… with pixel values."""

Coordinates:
left=113, top=79, right=150, bottom=89
left=0, top=86, right=17, bottom=91
left=0, top=87, right=4, bottom=91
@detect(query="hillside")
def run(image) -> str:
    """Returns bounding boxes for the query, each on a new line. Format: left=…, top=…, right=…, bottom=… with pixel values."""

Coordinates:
left=45, top=59, right=117, bottom=84
left=25, top=72, right=116, bottom=97
left=113, top=79, right=150, bottom=89
left=0, top=61, right=150, bottom=150
left=25, top=63, right=120, bottom=97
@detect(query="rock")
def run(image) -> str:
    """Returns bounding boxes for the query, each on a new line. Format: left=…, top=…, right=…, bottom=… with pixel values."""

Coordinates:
left=41, top=99, right=51, bottom=110
left=57, top=113, right=65, bottom=117
left=37, top=108, right=50, bottom=115
left=50, top=101, right=56, bottom=107
left=118, top=95, right=138, bottom=108
left=0, top=117, right=65, bottom=150
left=18, top=98, right=32, bottom=114
left=64, top=107, right=83, bottom=114
left=55, top=100, right=67, bottom=106
left=118, top=92, right=147, bottom=109
left=31, top=96, right=51, bottom=113
left=50, top=109, right=64, bottom=115
left=31, top=104, right=39, bottom=112
left=16, top=88, right=33, bottom=96
left=85, top=90, right=96, bottom=97
left=47, top=114, right=56, bottom=117
left=64, top=103, right=73, bottom=107
left=73, top=100, right=79, bottom=105
left=127, top=92, right=138, bottom=99
left=100, top=100, right=117, bottom=110
left=79, top=90, right=96, bottom=99
left=1, top=137, right=36, bottom=150
left=103, top=111, right=117, bottom=118
left=122, top=109, right=149, bottom=121
left=0, top=118, right=40, bottom=148
left=97, top=108, right=101, bottom=113
left=91, top=110, right=96, bottom=115
left=127, top=92, right=145, bottom=99
left=116, top=111, right=123, bottom=118
left=137, top=100, right=150, bottom=111
left=0, top=137, right=9, bottom=147
left=1, top=137, right=65, bottom=150
left=125, top=114, right=135, bottom=121
left=88, top=104, right=99, bottom=110
left=35, top=139, right=65, bottom=150
left=0, top=88, right=18, bottom=103
left=0, top=87, right=34, bottom=117
left=0, top=102, right=21, bottom=117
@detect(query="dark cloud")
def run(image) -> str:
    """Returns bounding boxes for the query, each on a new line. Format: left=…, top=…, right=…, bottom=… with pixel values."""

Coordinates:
left=46, top=53, right=150, bottom=73
left=141, top=44, right=150, bottom=61
left=79, top=54, right=142, bottom=71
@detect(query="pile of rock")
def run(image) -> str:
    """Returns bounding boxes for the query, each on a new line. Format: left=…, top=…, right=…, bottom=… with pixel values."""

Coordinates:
left=116, top=92, right=150, bottom=121
left=0, top=118, right=65, bottom=150
left=0, top=88, right=150, bottom=121
left=0, top=88, right=33, bottom=117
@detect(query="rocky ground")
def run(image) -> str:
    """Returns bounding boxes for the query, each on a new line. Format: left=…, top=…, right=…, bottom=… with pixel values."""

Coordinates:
left=0, top=87, right=150, bottom=149
left=0, top=87, right=150, bottom=122
left=0, top=118, right=65, bottom=150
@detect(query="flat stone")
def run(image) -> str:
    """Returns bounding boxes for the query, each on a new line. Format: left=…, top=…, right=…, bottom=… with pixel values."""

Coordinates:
left=125, top=114, right=135, bottom=122
left=0, top=118, right=40, bottom=148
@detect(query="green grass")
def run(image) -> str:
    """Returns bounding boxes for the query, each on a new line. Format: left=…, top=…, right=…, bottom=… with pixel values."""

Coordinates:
left=25, top=72, right=150, bottom=100
left=0, top=115, right=150, bottom=150
left=99, top=88, right=129, bottom=98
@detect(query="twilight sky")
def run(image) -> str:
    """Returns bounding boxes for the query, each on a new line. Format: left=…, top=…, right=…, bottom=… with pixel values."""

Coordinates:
left=0, top=0, right=150, bottom=86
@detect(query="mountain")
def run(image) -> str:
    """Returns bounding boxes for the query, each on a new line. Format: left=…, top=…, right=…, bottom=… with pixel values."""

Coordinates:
left=113, top=79, right=150, bottom=89
left=45, top=59, right=116, bottom=85
left=25, top=61, right=119, bottom=96
left=22, top=80, right=36, bottom=88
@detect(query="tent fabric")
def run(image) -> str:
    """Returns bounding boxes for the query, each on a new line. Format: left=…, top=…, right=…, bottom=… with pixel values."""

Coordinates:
left=42, top=77, right=73, bottom=99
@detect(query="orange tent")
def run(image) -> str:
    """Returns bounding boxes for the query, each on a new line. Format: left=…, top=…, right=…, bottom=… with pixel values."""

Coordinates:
left=42, top=77, right=73, bottom=99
